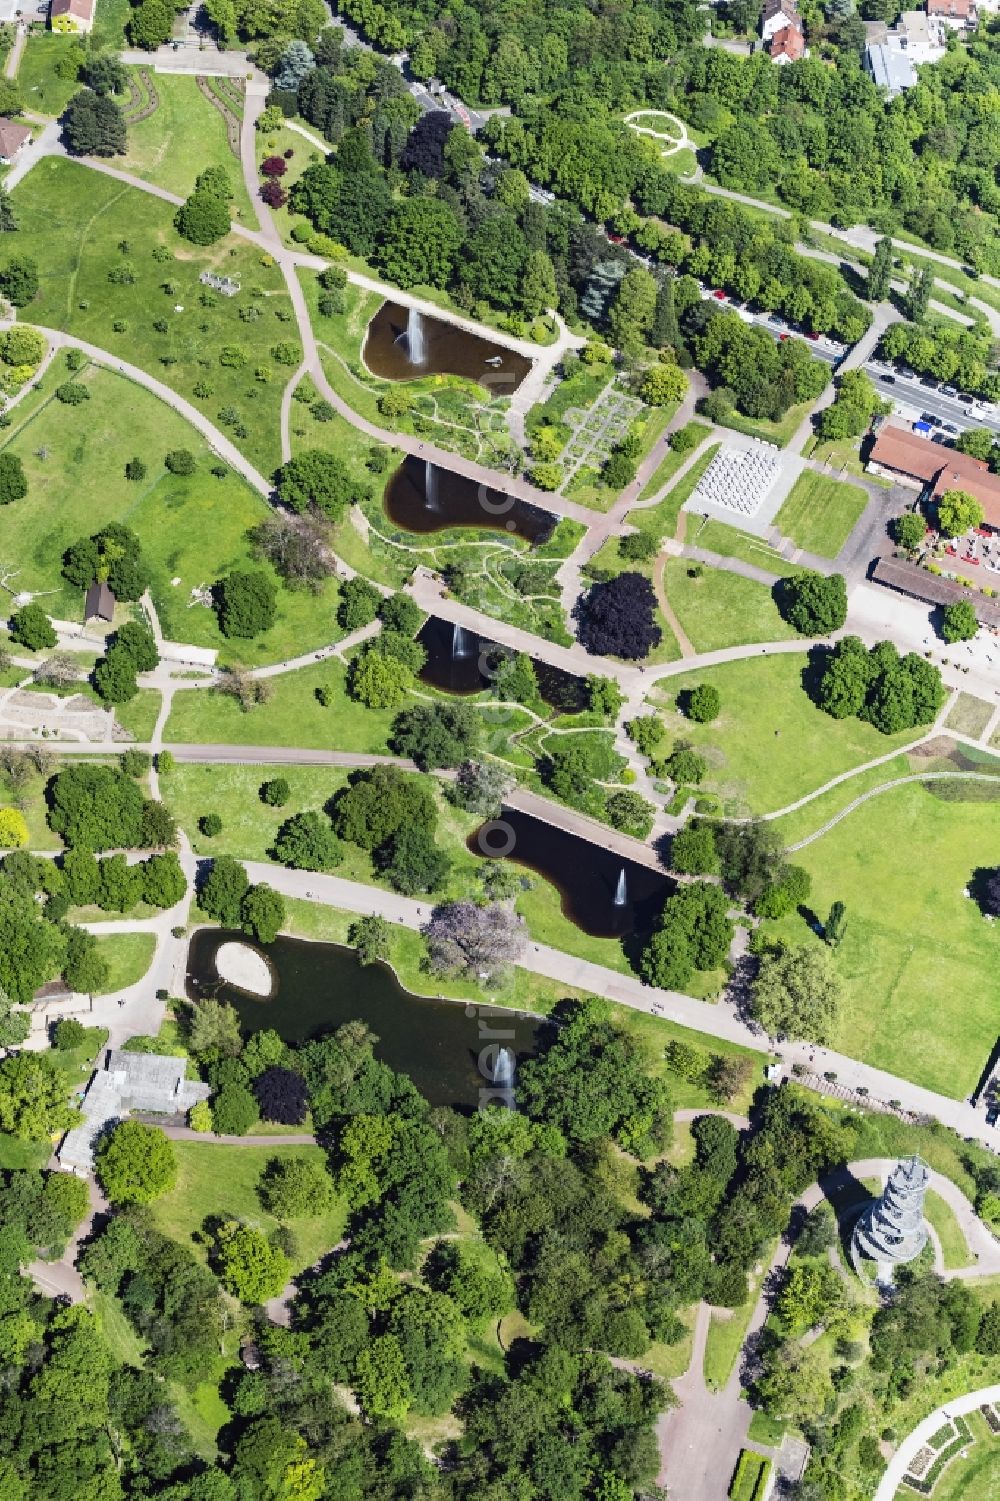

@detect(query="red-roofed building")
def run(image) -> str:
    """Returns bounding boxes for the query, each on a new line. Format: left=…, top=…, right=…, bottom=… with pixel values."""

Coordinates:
left=927, top=0, right=977, bottom=30
left=769, top=23, right=807, bottom=60
left=868, top=422, right=1000, bottom=530
left=50, top=0, right=96, bottom=33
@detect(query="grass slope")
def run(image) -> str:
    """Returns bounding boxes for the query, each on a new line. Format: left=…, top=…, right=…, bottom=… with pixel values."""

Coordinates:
left=773, top=470, right=868, bottom=559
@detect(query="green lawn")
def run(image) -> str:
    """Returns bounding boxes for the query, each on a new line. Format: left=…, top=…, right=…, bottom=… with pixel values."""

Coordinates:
left=637, top=424, right=712, bottom=504
left=944, top=692, right=994, bottom=740
left=114, top=689, right=161, bottom=743
left=703, top=1265, right=769, bottom=1390
left=0, top=360, right=340, bottom=665
left=164, top=659, right=396, bottom=750
left=684, top=515, right=793, bottom=576
left=651, top=654, right=917, bottom=814
left=773, top=471, right=869, bottom=559
left=9, top=158, right=295, bottom=476
left=924, top=1188, right=976, bottom=1271
left=716, top=398, right=813, bottom=449
left=17, top=35, right=82, bottom=117
left=149, top=1141, right=347, bottom=1277
left=93, top=933, right=157, bottom=993
left=763, top=781, right=1000, bottom=1097
left=0, top=1134, right=52, bottom=1170
left=661, top=559, right=798, bottom=652
left=121, top=72, right=257, bottom=229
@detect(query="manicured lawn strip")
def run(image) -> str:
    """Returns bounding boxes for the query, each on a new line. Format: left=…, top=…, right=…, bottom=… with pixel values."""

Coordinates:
left=643, top=441, right=720, bottom=536
left=164, top=660, right=396, bottom=750
left=803, top=433, right=893, bottom=486
left=924, top=1189, right=976, bottom=1270
left=773, top=470, right=868, bottom=559
left=638, top=424, right=712, bottom=503
left=716, top=397, right=812, bottom=449
left=115, top=689, right=161, bottom=743
left=685, top=515, right=797, bottom=575
left=662, top=559, right=798, bottom=652
left=0, top=1134, right=50, bottom=1170
left=93, top=933, right=157, bottom=993
left=0, top=363, right=339, bottom=665
left=763, top=784, right=1000, bottom=1097
left=704, top=1262, right=770, bottom=1390
left=17, top=35, right=81, bottom=117
left=149, top=1140, right=347, bottom=1276
left=729, top=1450, right=771, bottom=1501
left=651, top=655, right=916, bottom=814
left=944, top=692, right=994, bottom=740
left=121, top=72, right=257, bottom=228
left=9, top=158, right=293, bottom=475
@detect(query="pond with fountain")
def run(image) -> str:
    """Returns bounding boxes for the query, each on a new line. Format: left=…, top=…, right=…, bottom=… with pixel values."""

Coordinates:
left=470, top=808, right=674, bottom=940
left=186, top=928, right=540, bottom=1109
left=384, top=454, right=556, bottom=544
left=363, top=301, right=533, bottom=392
left=417, top=615, right=587, bottom=712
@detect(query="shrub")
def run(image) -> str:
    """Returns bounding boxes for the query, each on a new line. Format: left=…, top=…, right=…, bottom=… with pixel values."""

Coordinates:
left=686, top=683, right=721, bottom=722
left=54, top=1017, right=86, bottom=1050
left=164, top=449, right=196, bottom=475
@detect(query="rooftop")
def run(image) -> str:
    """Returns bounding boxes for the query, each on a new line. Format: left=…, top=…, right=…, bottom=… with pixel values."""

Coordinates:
left=57, top=1048, right=211, bottom=1173
left=869, top=423, right=1000, bottom=526
left=866, top=41, right=918, bottom=92
left=0, top=119, right=30, bottom=158
left=770, top=23, right=806, bottom=57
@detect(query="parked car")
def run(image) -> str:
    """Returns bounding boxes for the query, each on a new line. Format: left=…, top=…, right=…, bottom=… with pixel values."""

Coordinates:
left=712, top=289, right=727, bottom=301
left=920, top=413, right=941, bottom=427
left=882, top=373, right=896, bottom=384
left=942, top=385, right=958, bottom=397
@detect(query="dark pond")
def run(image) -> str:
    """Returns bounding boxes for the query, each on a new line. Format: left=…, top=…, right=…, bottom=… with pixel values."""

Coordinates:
left=417, top=614, right=587, bottom=713
left=469, top=808, right=674, bottom=940
left=384, top=455, right=555, bottom=545
left=186, top=928, right=540, bottom=1111
left=363, top=300, right=533, bottom=392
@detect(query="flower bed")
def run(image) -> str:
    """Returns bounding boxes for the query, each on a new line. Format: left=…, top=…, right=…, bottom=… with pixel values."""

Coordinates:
left=903, top=1414, right=972, bottom=1494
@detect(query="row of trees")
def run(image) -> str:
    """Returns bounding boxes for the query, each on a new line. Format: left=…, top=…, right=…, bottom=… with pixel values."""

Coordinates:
left=817, top=636, right=945, bottom=734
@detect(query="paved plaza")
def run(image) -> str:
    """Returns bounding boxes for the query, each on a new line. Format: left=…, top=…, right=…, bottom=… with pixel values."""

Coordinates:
left=685, top=441, right=805, bottom=536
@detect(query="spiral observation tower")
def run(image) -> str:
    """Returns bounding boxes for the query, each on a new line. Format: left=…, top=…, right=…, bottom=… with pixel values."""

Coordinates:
left=851, top=1155, right=929, bottom=1274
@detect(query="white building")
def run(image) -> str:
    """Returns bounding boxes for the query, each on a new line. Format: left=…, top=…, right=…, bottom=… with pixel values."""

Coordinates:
left=58, top=1048, right=211, bottom=1174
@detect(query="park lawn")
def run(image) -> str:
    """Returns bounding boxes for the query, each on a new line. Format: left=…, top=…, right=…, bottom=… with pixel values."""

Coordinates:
left=773, top=471, right=868, bottom=559
left=90, top=0, right=132, bottom=47
left=637, top=423, right=712, bottom=503
left=684, top=515, right=796, bottom=575
left=0, top=361, right=340, bottom=664
left=115, top=689, right=161, bottom=743
left=767, top=754, right=915, bottom=847
left=703, top=1262, right=770, bottom=1390
left=164, top=659, right=396, bottom=750
left=944, top=692, right=994, bottom=740
left=0, top=1134, right=53, bottom=1170
left=93, top=933, right=157, bottom=993
left=763, top=782, right=1000, bottom=1097
left=168, top=763, right=353, bottom=860
left=17, top=35, right=81, bottom=117
left=121, top=72, right=256, bottom=229
left=149, top=1141, right=347, bottom=1276
left=716, top=398, right=813, bottom=449
left=9, top=158, right=295, bottom=476
left=661, top=559, right=798, bottom=652
left=651, top=654, right=918, bottom=814
left=924, top=1188, right=976, bottom=1271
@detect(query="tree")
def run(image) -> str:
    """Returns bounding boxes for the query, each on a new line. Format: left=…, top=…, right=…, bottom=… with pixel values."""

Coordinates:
left=608, top=267, right=657, bottom=356
left=424, top=900, right=526, bottom=986
left=390, top=701, right=479, bottom=770
left=84, top=53, right=128, bottom=96
left=0, top=256, right=37, bottom=307
left=260, top=778, right=290, bottom=808
left=671, top=822, right=719, bottom=876
left=641, top=363, right=687, bottom=406
left=752, top=945, right=843, bottom=1042
left=63, top=523, right=149, bottom=601
left=355, top=1334, right=411, bottom=1422
left=46, top=763, right=149, bottom=850
left=755, top=863, right=811, bottom=919
left=95, top=1121, right=177, bottom=1204
left=605, top=790, right=654, bottom=838
left=349, top=650, right=412, bottom=709
left=825, top=900, right=848, bottom=947
left=378, top=197, right=463, bottom=289
left=0, top=1052, right=76, bottom=1139
left=641, top=883, right=734, bottom=989
left=380, top=825, right=450, bottom=896
left=128, top=0, right=173, bottom=48
left=0, top=809, right=28, bottom=850
left=337, top=575, right=381, bottom=630
left=258, top=1154, right=334, bottom=1219
left=199, top=856, right=250, bottom=927
left=215, top=571, right=277, bottom=638
left=0, top=452, right=28, bottom=507
left=868, top=237, right=893, bottom=302
left=908, top=264, right=935, bottom=323
left=575, top=572, right=661, bottom=660
left=272, top=811, right=343, bottom=871
left=780, top=572, right=848, bottom=636
left=189, top=997, right=243, bottom=1059
left=9, top=601, right=54, bottom=648
left=175, top=184, right=231, bottom=245
left=62, top=89, right=127, bottom=157
left=333, top=765, right=437, bottom=851
left=200, top=813, right=223, bottom=838
left=277, top=450, right=363, bottom=523
left=212, top=1082, right=260, bottom=1135
left=447, top=760, right=514, bottom=818
left=214, top=1221, right=290, bottom=1304
left=941, top=600, right=978, bottom=643
left=686, top=683, right=720, bottom=723
left=894, top=512, right=926, bottom=551
left=521, top=250, right=558, bottom=319
left=254, top=1066, right=307, bottom=1126
left=349, top=914, right=391, bottom=967
left=938, top=488, right=984, bottom=537
left=241, top=884, right=285, bottom=945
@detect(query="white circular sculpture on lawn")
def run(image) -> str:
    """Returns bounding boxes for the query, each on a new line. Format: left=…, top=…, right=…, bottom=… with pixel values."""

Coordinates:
left=851, top=1154, right=929, bottom=1274
left=215, top=941, right=274, bottom=998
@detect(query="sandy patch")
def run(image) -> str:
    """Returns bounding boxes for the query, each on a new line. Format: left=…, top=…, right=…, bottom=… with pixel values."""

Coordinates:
left=215, top=941, right=274, bottom=997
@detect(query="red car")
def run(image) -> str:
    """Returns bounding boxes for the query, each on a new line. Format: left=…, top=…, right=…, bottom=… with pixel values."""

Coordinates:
left=806, top=332, right=819, bottom=341
left=608, top=233, right=626, bottom=245
left=712, top=289, right=727, bottom=301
